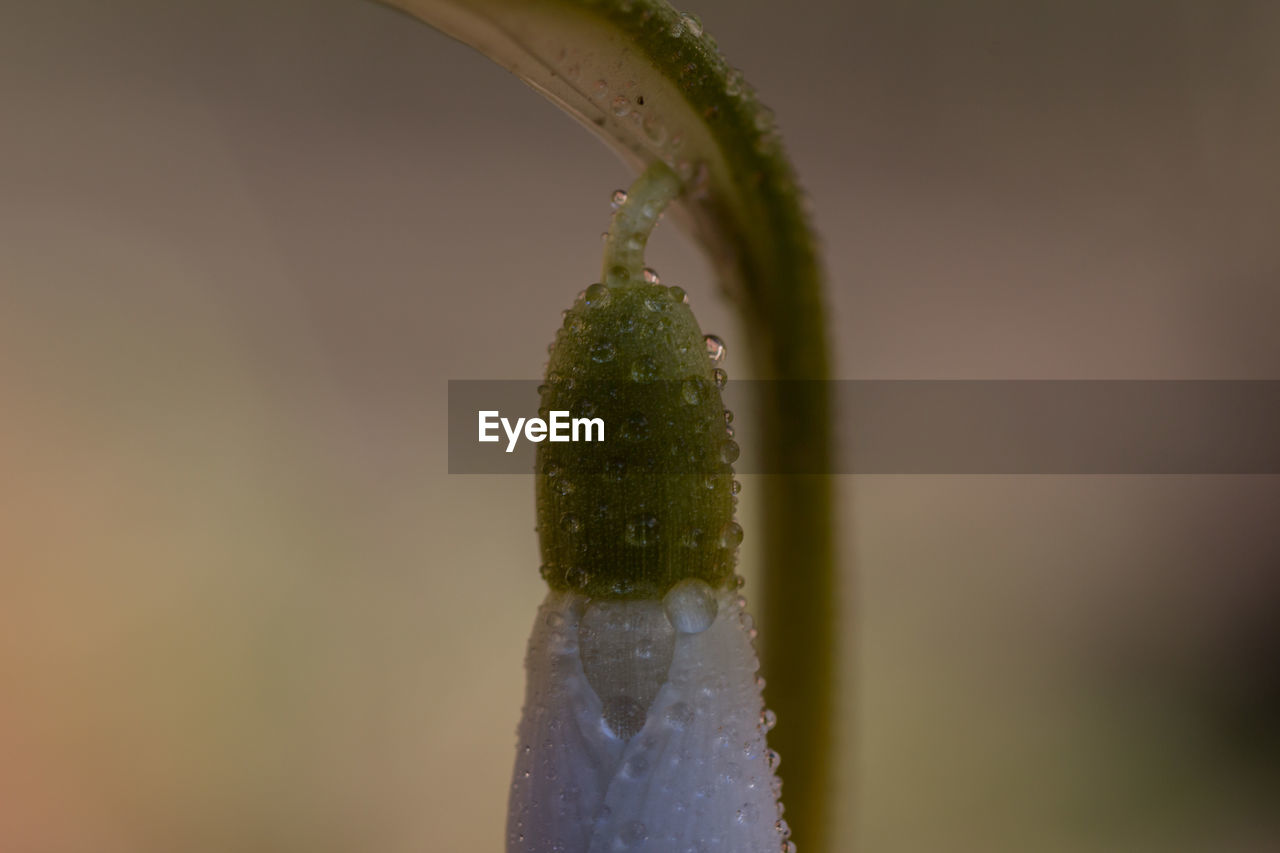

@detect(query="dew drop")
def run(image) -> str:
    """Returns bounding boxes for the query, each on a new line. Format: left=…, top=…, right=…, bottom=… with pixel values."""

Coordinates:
left=726, top=68, right=745, bottom=98
left=630, top=356, right=659, bottom=382
left=719, top=521, right=744, bottom=550
left=663, top=578, right=719, bottom=634
left=670, top=285, right=689, bottom=303
left=642, top=291, right=669, bottom=312
left=589, top=341, right=616, bottom=363
left=720, top=439, right=741, bottom=464
left=767, top=749, right=782, bottom=771
left=724, top=408, right=734, bottom=425
left=584, top=282, right=611, bottom=308
left=605, top=265, right=630, bottom=286
left=703, top=334, right=726, bottom=363
left=612, top=95, right=632, bottom=117
left=641, top=267, right=660, bottom=284
left=624, top=514, right=659, bottom=547
left=610, top=188, right=629, bottom=208
left=622, top=412, right=649, bottom=441
left=761, top=708, right=778, bottom=731
left=776, top=818, right=792, bottom=840
left=754, top=105, right=776, bottom=133
left=681, top=378, right=706, bottom=405
left=559, top=513, right=582, bottom=533
left=731, top=479, right=742, bottom=495
left=712, top=368, right=728, bottom=390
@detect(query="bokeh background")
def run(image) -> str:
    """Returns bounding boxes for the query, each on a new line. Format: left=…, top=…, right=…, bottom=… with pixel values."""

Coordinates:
left=2, top=0, right=1278, bottom=851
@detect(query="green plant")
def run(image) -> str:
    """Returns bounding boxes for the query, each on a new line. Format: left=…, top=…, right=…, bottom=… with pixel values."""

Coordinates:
left=378, top=1, right=836, bottom=849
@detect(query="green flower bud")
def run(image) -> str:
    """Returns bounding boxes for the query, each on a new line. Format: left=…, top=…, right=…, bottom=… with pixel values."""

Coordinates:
left=536, top=281, right=737, bottom=600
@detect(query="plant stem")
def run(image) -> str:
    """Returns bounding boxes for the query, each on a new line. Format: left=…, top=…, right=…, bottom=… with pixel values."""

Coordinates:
left=601, top=161, right=682, bottom=285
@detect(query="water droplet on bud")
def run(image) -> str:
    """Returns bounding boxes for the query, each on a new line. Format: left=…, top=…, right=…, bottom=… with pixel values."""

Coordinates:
left=719, top=521, right=744, bottom=550
left=624, top=514, right=659, bottom=547
left=663, top=578, right=718, bottom=633
left=584, top=282, right=611, bottom=307
left=630, top=356, right=659, bottom=382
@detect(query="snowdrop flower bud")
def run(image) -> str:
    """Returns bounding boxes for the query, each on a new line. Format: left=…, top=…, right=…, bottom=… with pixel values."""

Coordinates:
left=508, top=164, right=790, bottom=852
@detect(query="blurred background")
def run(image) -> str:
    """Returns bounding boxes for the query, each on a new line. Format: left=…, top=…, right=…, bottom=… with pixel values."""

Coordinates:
left=1, top=0, right=1277, bottom=851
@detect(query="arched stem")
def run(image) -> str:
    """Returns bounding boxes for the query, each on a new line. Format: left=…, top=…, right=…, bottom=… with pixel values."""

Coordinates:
left=601, top=161, right=682, bottom=285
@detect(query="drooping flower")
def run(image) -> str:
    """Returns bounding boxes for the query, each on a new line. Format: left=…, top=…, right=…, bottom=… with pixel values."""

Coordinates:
left=506, top=163, right=792, bottom=852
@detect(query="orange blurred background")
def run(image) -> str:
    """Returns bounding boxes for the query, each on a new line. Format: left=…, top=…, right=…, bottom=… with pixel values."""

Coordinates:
left=2, top=1, right=1277, bottom=851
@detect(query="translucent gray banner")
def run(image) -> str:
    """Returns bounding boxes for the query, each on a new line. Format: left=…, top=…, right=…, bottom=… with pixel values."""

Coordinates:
left=448, top=380, right=1280, bottom=474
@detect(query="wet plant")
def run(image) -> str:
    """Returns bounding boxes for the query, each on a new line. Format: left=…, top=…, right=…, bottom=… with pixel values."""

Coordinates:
left=379, top=2, right=836, bottom=849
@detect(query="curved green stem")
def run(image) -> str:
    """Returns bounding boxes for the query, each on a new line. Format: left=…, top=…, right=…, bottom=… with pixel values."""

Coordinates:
left=601, top=161, right=682, bottom=285
left=375, top=1, right=839, bottom=848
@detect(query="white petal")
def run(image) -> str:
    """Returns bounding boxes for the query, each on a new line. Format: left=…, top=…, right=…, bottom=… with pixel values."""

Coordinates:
left=507, top=587, right=787, bottom=853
